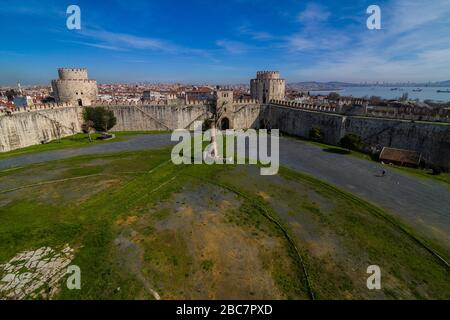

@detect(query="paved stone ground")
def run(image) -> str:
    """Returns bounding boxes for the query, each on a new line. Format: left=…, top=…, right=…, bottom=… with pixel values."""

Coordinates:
left=1, top=134, right=449, bottom=250
left=277, top=137, right=450, bottom=249
left=0, top=245, right=74, bottom=299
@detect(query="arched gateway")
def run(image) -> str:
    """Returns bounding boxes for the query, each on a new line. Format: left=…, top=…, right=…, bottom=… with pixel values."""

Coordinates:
left=219, top=117, right=230, bottom=130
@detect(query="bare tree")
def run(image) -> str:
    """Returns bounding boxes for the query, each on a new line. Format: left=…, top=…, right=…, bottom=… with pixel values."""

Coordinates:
left=83, top=120, right=95, bottom=142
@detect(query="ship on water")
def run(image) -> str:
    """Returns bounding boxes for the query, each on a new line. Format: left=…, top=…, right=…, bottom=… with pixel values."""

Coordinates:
left=437, top=89, right=450, bottom=93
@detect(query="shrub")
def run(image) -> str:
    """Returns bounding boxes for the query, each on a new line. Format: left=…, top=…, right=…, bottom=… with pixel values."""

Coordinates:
left=430, top=165, right=442, bottom=175
left=369, top=96, right=383, bottom=105
left=328, top=92, right=340, bottom=100
left=309, top=127, right=323, bottom=142
left=340, top=133, right=363, bottom=151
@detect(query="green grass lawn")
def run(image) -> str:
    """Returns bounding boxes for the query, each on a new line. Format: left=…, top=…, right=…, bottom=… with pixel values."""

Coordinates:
left=0, top=131, right=170, bottom=160
left=0, top=147, right=448, bottom=300
left=390, top=165, right=450, bottom=187
left=3, top=130, right=448, bottom=189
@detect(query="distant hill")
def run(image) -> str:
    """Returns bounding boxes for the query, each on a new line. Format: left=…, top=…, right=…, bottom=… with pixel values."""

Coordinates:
left=287, top=82, right=354, bottom=91
left=433, top=80, right=450, bottom=86
left=288, top=80, right=450, bottom=88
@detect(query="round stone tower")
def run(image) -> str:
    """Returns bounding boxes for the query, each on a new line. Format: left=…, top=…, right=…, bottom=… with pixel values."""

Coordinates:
left=250, top=71, right=285, bottom=103
left=51, top=68, right=98, bottom=106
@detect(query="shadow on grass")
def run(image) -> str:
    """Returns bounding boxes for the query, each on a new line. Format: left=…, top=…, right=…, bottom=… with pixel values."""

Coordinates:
left=322, top=147, right=351, bottom=155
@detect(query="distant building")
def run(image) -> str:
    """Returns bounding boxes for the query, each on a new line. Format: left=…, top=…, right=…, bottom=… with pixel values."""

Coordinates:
left=185, top=87, right=214, bottom=101
left=379, top=147, right=422, bottom=168
left=142, top=90, right=178, bottom=101
left=13, top=96, right=33, bottom=108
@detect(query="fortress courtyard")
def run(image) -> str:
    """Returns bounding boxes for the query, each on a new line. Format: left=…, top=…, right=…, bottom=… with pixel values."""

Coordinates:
left=0, top=131, right=448, bottom=300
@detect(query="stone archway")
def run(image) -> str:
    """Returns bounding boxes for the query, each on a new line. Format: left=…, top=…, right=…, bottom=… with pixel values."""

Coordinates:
left=219, top=117, right=230, bottom=130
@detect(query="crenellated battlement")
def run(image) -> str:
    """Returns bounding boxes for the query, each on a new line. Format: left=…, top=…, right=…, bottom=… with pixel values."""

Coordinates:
left=268, top=98, right=370, bottom=113
left=185, top=100, right=208, bottom=106
left=233, top=98, right=258, bottom=105
left=52, top=79, right=97, bottom=83
left=337, top=99, right=367, bottom=106
left=365, top=108, right=450, bottom=122
left=58, top=68, right=87, bottom=72
left=94, top=100, right=162, bottom=106
left=251, top=78, right=284, bottom=82
left=0, top=102, right=75, bottom=115
left=269, top=99, right=337, bottom=112
left=93, top=98, right=261, bottom=107
left=57, top=68, right=88, bottom=80
left=255, top=71, right=280, bottom=80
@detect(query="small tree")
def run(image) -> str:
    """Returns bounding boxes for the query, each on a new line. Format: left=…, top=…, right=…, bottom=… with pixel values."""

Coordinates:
left=340, top=133, right=363, bottom=151
left=83, top=107, right=117, bottom=132
left=430, top=164, right=442, bottom=175
left=328, top=92, right=340, bottom=100
left=369, top=96, right=382, bottom=105
left=309, top=127, right=323, bottom=142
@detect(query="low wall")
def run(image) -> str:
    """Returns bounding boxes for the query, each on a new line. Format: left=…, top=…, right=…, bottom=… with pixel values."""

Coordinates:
left=104, top=103, right=262, bottom=131
left=0, top=106, right=82, bottom=152
left=263, top=105, right=343, bottom=144
left=266, top=104, right=450, bottom=170
left=2, top=102, right=449, bottom=170
left=106, top=104, right=210, bottom=131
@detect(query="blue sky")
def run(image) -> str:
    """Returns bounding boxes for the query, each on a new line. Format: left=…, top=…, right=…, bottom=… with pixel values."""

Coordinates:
left=1, top=0, right=450, bottom=85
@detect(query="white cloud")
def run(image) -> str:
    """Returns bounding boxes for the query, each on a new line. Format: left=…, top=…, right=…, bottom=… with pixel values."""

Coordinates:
left=285, top=36, right=316, bottom=51
left=297, top=3, right=330, bottom=25
left=290, top=0, right=450, bottom=82
left=385, top=0, right=450, bottom=35
left=216, top=40, right=251, bottom=54
left=79, top=29, right=169, bottom=51
left=71, top=28, right=213, bottom=60
left=237, top=25, right=273, bottom=41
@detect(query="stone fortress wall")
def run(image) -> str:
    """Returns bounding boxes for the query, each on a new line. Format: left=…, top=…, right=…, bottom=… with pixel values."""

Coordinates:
left=51, top=68, right=98, bottom=107
left=1, top=69, right=449, bottom=170
left=263, top=103, right=450, bottom=170
left=94, top=96, right=262, bottom=132
left=0, top=103, right=82, bottom=152
left=2, top=98, right=448, bottom=170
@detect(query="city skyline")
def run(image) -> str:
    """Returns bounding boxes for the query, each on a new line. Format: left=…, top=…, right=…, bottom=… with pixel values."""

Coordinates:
left=2, top=0, right=450, bottom=85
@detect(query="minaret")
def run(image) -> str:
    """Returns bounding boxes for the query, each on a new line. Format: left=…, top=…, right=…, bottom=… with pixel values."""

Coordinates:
left=17, top=82, right=23, bottom=95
